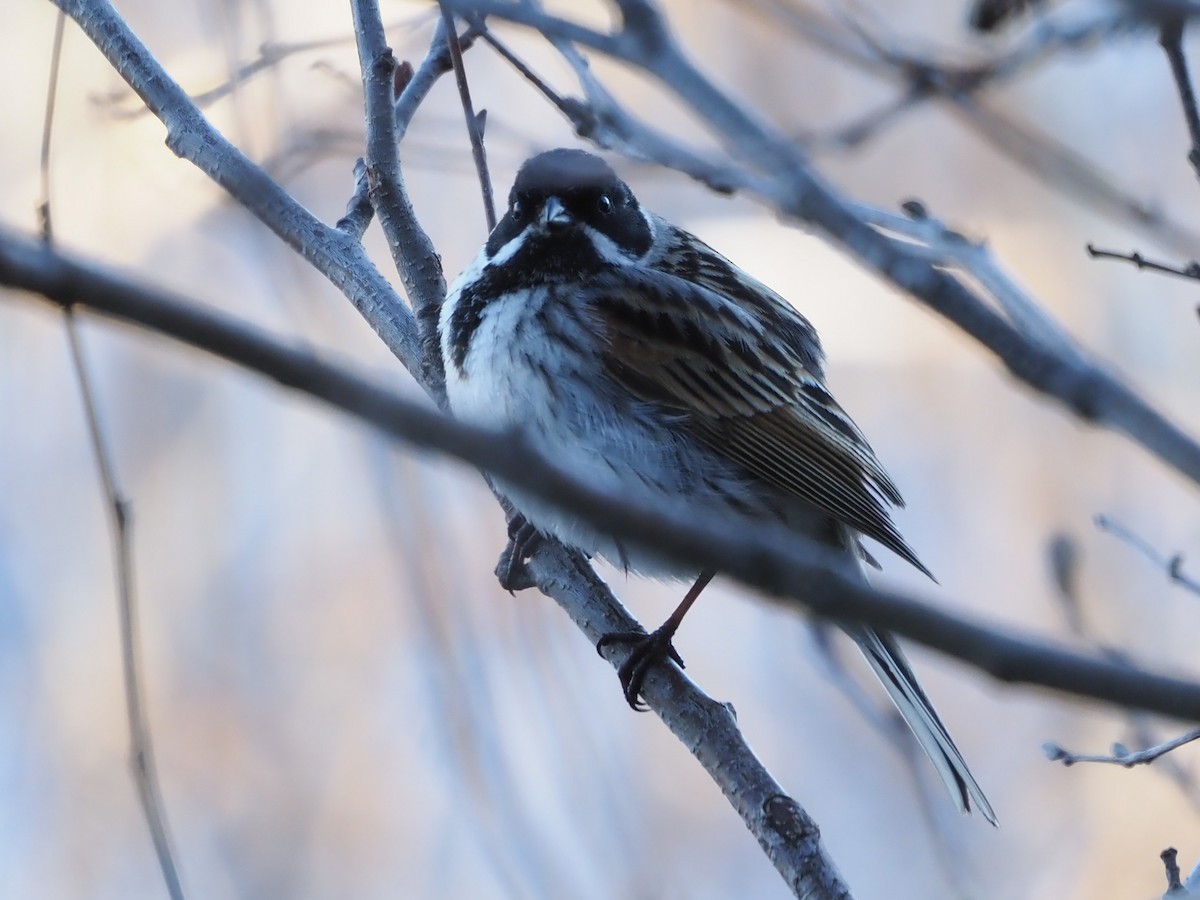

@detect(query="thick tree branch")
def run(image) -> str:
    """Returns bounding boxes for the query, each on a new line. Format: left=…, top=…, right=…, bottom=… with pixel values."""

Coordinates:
left=50, top=0, right=421, bottom=372
left=449, top=0, right=1200, bottom=494
left=45, top=3, right=850, bottom=894
left=38, top=3, right=1200, bottom=895
left=349, top=0, right=448, bottom=396
left=6, top=226, right=1200, bottom=724
left=0, top=223, right=852, bottom=898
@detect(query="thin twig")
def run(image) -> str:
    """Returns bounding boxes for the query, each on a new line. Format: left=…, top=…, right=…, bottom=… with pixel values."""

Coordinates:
left=53, top=0, right=422, bottom=369
left=1160, top=19, right=1200, bottom=182
left=1044, top=727, right=1200, bottom=767
left=1095, top=514, right=1200, bottom=597
left=448, top=0, right=1200, bottom=494
left=1086, top=244, right=1200, bottom=282
left=40, top=11, right=184, bottom=898
left=9, top=226, right=1200, bottom=725
left=91, top=15, right=434, bottom=118
left=744, top=0, right=1200, bottom=257
left=438, top=5, right=496, bottom=230
left=1043, top=534, right=1200, bottom=811
left=64, top=312, right=186, bottom=899
left=38, top=12, right=67, bottom=242
left=394, top=19, right=481, bottom=140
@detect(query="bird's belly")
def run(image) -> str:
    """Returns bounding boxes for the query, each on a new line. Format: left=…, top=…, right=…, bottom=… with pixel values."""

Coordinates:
left=443, top=288, right=811, bottom=573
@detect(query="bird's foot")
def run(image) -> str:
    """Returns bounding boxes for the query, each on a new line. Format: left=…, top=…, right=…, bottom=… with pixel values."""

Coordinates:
left=596, top=625, right=685, bottom=712
left=496, top=513, right=542, bottom=593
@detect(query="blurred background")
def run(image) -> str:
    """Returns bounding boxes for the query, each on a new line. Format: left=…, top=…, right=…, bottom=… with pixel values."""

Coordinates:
left=3, top=1, right=1200, bottom=897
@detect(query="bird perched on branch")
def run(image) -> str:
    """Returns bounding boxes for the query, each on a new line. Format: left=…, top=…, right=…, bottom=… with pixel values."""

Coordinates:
left=438, top=148, right=995, bottom=824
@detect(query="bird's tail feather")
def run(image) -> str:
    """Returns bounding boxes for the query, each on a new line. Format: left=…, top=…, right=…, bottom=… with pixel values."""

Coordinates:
left=839, top=528, right=997, bottom=824
left=851, top=626, right=997, bottom=825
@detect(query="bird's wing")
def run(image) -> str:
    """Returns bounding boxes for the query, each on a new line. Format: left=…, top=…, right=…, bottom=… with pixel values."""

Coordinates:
left=585, top=242, right=930, bottom=577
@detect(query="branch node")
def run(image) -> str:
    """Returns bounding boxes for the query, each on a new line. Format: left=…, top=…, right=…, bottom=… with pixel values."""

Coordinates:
left=1164, top=847, right=1184, bottom=894
left=394, top=60, right=414, bottom=98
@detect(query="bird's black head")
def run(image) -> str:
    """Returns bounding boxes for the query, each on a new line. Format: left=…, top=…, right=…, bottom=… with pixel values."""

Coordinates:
left=484, top=149, right=653, bottom=274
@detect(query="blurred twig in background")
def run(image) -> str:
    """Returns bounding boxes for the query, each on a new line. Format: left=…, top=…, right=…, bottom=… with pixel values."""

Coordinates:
left=9, top=0, right=1200, bottom=896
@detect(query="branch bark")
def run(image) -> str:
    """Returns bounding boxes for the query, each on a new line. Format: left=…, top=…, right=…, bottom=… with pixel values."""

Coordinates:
left=445, top=0, right=1200, bottom=493
left=6, top=225, right=1200, bottom=726
left=41, top=2, right=853, bottom=894
left=32, top=2, right=1200, bottom=896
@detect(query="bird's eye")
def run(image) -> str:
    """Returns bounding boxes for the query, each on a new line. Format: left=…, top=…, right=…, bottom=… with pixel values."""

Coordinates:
left=597, top=194, right=614, bottom=215
left=511, top=199, right=525, bottom=220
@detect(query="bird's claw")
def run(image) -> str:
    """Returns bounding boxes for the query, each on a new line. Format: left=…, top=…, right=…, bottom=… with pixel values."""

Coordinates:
left=596, top=626, right=685, bottom=712
left=496, top=514, right=542, bottom=593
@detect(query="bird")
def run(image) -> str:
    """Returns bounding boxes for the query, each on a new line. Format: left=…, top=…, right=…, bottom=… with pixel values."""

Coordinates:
left=437, top=147, right=996, bottom=824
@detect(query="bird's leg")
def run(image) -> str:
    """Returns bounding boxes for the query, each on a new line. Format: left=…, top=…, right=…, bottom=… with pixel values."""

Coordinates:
left=596, top=569, right=716, bottom=711
left=496, top=513, right=543, bottom=593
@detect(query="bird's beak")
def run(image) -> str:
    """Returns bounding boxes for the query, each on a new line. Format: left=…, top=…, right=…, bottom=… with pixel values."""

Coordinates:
left=541, top=196, right=572, bottom=229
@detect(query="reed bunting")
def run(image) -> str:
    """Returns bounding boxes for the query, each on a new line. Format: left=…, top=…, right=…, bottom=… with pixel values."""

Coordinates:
left=438, top=148, right=995, bottom=823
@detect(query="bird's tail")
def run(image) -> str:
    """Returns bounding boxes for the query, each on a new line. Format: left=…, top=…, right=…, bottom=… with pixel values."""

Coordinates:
left=850, top=625, right=997, bottom=825
left=839, top=529, right=997, bottom=824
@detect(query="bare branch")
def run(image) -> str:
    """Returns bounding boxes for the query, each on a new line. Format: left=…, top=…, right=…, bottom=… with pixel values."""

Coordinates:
left=745, top=0, right=1200, bottom=257
left=1044, top=727, right=1200, bottom=767
left=454, top=1, right=1200, bottom=497
left=948, top=94, right=1200, bottom=257
left=1159, top=18, right=1200, bottom=180
left=41, top=11, right=184, bottom=897
left=64, top=311, right=186, bottom=900
left=1095, top=515, right=1200, bottom=597
left=37, top=11, right=67, bottom=241
left=438, top=5, right=496, bottom=230
left=51, top=0, right=421, bottom=370
left=349, top=0, right=447, bottom=395
left=1043, top=534, right=1200, bottom=812
left=1087, top=243, right=1200, bottom=283
left=855, top=200, right=1083, bottom=361
left=7, top=226, right=1200, bottom=726
left=336, top=157, right=374, bottom=238
left=0, top=222, right=854, bottom=899
left=394, top=20, right=480, bottom=139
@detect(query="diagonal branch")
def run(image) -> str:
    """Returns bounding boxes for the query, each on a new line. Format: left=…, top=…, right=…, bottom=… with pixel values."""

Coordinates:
left=0, top=221, right=850, bottom=898
left=41, top=11, right=184, bottom=897
left=50, top=0, right=421, bottom=371
left=6, top=226, right=1200, bottom=725
left=38, top=1, right=1200, bottom=894
left=438, top=4, right=496, bottom=230
left=450, top=0, right=1200, bottom=494
left=349, top=0, right=448, bottom=396
left=1160, top=18, right=1200, bottom=181
left=46, top=2, right=849, bottom=894
left=1095, top=515, right=1200, bottom=597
